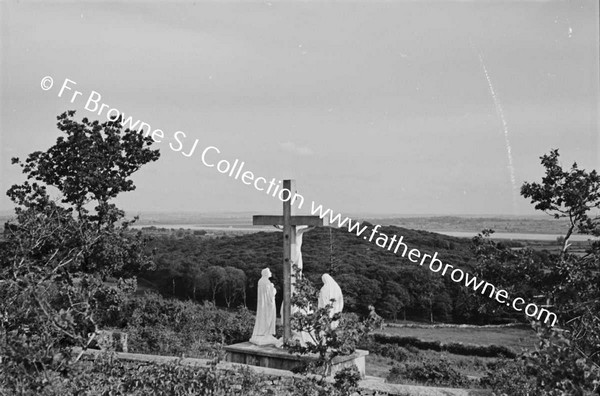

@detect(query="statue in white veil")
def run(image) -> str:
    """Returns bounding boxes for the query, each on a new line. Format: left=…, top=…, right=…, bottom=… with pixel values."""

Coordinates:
left=318, top=273, right=344, bottom=330
left=250, top=268, right=281, bottom=346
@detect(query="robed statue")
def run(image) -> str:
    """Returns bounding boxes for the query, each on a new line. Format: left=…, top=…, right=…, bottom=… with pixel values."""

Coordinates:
left=318, top=273, right=344, bottom=330
left=250, top=268, right=281, bottom=346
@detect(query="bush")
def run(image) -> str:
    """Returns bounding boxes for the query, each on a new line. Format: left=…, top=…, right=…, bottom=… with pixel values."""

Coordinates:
left=359, top=335, right=410, bottom=362
left=1, top=352, right=345, bottom=396
left=524, top=325, right=600, bottom=395
left=481, top=326, right=600, bottom=395
left=480, top=358, right=536, bottom=396
left=121, top=292, right=254, bottom=358
left=445, top=342, right=515, bottom=358
left=373, top=334, right=442, bottom=352
left=387, top=359, right=472, bottom=388
left=333, top=365, right=361, bottom=394
left=373, top=333, right=515, bottom=358
left=285, top=266, right=382, bottom=376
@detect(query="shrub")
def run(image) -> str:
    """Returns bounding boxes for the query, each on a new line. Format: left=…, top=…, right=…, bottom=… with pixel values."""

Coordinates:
left=333, top=365, right=361, bottom=395
left=288, top=309, right=382, bottom=376
left=445, top=342, right=516, bottom=358
left=480, top=358, right=536, bottom=396
left=121, top=292, right=254, bottom=358
left=285, top=265, right=382, bottom=376
left=1, top=352, right=346, bottom=396
left=359, top=335, right=410, bottom=362
left=405, top=345, right=420, bottom=354
left=373, top=334, right=442, bottom=352
left=525, top=325, right=600, bottom=395
left=387, top=359, right=472, bottom=388
left=373, top=333, right=515, bottom=358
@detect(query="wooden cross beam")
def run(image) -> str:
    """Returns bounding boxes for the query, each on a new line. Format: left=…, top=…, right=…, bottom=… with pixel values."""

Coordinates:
left=252, top=179, right=325, bottom=344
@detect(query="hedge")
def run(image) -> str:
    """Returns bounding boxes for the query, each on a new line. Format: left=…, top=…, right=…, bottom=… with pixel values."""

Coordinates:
left=372, top=333, right=516, bottom=358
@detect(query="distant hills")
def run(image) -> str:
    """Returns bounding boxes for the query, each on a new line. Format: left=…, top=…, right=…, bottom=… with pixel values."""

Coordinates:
left=364, top=216, right=573, bottom=235
left=0, top=209, right=575, bottom=236
left=125, top=211, right=573, bottom=235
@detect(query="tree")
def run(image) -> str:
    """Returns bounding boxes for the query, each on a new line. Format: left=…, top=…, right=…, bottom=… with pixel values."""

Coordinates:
left=205, top=266, right=226, bottom=304
left=188, top=265, right=205, bottom=301
left=521, top=150, right=600, bottom=364
left=379, top=281, right=411, bottom=321
left=521, top=149, right=600, bottom=255
left=0, top=111, right=159, bottom=391
left=404, top=268, right=444, bottom=323
left=8, top=110, right=159, bottom=276
left=335, top=274, right=381, bottom=314
left=483, top=149, right=600, bottom=394
left=471, top=229, right=547, bottom=320
left=222, top=267, right=246, bottom=308
left=327, top=227, right=340, bottom=274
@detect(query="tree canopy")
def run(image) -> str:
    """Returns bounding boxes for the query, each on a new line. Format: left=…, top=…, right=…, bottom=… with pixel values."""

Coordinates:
left=1, top=111, right=160, bottom=388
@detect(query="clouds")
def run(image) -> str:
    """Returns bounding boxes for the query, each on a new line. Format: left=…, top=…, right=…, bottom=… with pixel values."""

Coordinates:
left=0, top=1, right=597, bottom=215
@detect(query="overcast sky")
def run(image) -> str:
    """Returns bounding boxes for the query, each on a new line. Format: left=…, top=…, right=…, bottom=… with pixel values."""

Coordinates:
left=1, top=1, right=598, bottom=216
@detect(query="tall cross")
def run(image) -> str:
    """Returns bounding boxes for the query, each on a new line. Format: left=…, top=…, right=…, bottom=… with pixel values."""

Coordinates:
left=253, top=179, right=325, bottom=344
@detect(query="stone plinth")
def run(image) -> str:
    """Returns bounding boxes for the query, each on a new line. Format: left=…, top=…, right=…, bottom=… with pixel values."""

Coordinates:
left=224, top=342, right=368, bottom=378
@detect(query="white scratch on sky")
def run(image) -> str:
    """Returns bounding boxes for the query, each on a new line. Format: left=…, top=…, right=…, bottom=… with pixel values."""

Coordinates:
left=555, top=16, right=573, bottom=39
left=477, top=50, right=518, bottom=214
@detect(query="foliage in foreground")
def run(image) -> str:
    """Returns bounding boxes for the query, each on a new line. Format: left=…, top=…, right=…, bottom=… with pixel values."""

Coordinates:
left=481, top=150, right=600, bottom=395
left=0, top=112, right=159, bottom=394
left=285, top=265, right=383, bottom=376
left=1, top=353, right=353, bottom=396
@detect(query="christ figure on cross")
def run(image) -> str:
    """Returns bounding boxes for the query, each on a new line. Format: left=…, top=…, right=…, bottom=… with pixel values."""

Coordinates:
left=286, top=225, right=316, bottom=345
left=253, top=179, right=325, bottom=344
left=290, top=225, right=313, bottom=292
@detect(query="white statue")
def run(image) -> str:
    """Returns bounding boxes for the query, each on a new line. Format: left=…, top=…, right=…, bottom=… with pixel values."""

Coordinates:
left=318, top=273, right=344, bottom=330
left=250, top=268, right=281, bottom=346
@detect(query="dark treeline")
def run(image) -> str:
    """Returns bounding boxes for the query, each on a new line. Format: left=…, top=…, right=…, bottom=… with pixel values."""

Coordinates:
left=141, top=223, right=535, bottom=324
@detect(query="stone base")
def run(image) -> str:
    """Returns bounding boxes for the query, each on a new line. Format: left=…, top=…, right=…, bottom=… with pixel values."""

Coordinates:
left=224, top=342, right=368, bottom=378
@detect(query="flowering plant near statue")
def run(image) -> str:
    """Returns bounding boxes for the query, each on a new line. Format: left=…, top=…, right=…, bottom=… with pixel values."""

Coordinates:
left=284, top=265, right=382, bottom=376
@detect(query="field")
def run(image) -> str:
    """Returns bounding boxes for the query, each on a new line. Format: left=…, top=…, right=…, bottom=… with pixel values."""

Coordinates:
left=365, top=324, right=538, bottom=385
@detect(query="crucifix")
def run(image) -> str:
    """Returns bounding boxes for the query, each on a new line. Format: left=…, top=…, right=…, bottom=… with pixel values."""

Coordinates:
left=253, top=179, right=325, bottom=344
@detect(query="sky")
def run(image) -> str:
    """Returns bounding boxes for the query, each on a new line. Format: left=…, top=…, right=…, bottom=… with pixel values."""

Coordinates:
left=1, top=0, right=598, bottom=217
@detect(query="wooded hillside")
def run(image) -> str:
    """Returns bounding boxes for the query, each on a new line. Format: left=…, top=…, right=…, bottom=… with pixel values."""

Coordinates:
left=142, top=224, right=530, bottom=324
